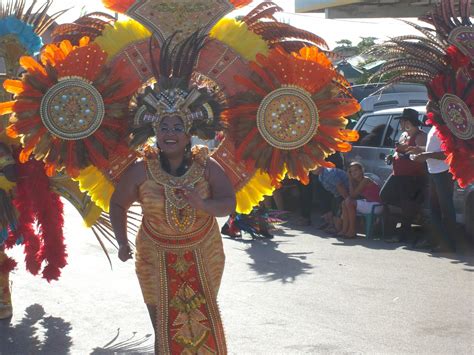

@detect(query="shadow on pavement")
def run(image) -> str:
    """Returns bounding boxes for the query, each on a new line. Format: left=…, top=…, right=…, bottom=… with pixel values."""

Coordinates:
left=239, top=238, right=313, bottom=283
left=91, top=329, right=153, bottom=355
left=0, top=304, right=72, bottom=354
left=294, top=218, right=474, bottom=270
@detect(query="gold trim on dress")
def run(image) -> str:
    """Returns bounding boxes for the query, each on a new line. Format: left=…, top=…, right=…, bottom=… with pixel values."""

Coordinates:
left=146, top=157, right=206, bottom=233
left=142, top=217, right=215, bottom=251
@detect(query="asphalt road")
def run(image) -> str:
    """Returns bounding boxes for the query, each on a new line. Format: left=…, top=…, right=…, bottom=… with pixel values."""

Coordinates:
left=1, top=202, right=473, bottom=354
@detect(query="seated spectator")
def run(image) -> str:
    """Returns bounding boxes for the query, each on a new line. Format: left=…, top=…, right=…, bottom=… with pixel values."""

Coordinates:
left=311, top=166, right=349, bottom=233
left=338, top=162, right=382, bottom=238
left=380, top=108, right=427, bottom=242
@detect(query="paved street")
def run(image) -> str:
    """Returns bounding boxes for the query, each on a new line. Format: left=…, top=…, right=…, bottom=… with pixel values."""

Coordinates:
left=1, top=202, right=473, bottom=354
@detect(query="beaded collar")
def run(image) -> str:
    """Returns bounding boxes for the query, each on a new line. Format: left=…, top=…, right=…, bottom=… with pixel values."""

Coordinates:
left=146, top=157, right=206, bottom=233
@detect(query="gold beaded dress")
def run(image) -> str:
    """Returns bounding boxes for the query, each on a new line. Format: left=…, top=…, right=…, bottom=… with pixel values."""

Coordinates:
left=135, top=147, right=227, bottom=354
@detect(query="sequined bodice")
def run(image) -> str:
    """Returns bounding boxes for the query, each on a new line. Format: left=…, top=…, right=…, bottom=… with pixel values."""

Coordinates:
left=138, top=155, right=211, bottom=235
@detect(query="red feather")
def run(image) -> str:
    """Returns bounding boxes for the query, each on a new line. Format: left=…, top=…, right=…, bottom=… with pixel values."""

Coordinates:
left=0, top=254, right=17, bottom=273
left=13, top=155, right=66, bottom=281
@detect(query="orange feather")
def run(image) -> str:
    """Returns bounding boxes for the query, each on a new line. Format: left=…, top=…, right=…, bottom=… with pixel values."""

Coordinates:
left=0, top=101, right=15, bottom=115
left=19, top=56, right=48, bottom=77
left=102, top=0, right=135, bottom=13
left=3, top=80, right=25, bottom=95
left=230, top=0, right=252, bottom=7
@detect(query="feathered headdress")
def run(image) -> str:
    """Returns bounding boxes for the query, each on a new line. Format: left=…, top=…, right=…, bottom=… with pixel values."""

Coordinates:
left=369, top=0, right=473, bottom=187
left=0, top=0, right=65, bottom=133
left=131, top=31, right=224, bottom=146
left=0, top=0, right=65, bottom=56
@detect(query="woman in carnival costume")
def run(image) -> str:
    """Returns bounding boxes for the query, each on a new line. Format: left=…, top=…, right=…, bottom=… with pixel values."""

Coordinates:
left=0, top=2, right=142, bottom=319
left=107, top=2, right=359, bottom=352
left=110, top=33, right=236, bottom=354
left=0, top=0, right=67, bottom=319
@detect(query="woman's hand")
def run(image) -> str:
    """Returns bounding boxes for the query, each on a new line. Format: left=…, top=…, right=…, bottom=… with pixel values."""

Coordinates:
left=118, top=244, right=132, bottom=262
left=395, top=143, right=410, bottom=153
left=410, top=153, right=429, bottom=163
left=183, top=187, right=205, bottom=211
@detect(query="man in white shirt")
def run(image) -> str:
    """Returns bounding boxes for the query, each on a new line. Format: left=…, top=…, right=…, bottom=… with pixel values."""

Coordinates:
left=409, top=125, right=457, bottom=252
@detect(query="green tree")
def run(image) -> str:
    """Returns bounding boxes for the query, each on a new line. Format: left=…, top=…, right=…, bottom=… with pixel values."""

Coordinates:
left=356, top=36, right=377, bottom=53
left=335, top=39, right=353, bottom=48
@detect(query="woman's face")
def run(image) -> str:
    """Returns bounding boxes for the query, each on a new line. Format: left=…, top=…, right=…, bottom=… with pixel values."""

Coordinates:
left=349, top=165, right=363, bottom=180
left=401, top=119, right=416, bottom=134
left=155, top=115, right=190, bottom=156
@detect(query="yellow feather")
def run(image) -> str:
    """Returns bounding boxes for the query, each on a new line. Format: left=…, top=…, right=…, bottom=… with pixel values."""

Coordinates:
left=83, top=204, right=103, bottom=228
left=73, top=166, right=115, bottom=212
left=0, top=175, right=16, bottom=193
left=235, top=170, right=276, bottom=214
left=210, top=18, right=269, bottom=61
left=94, top=19, right=151, bottom=61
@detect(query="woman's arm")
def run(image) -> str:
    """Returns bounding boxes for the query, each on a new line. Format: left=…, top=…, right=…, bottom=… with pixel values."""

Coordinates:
left=184, top=158, right=236, bottom=217
left=349, top=178, right=369, bottom=199
left=109, top=162, right=145, bottom=261
left=415, top=131, right=427, bottom=147
left=336, top=182, right=350, bottom=199
left=348, top=176, right=356, bottom=196
left=412, top=151, right=447, bottom=162
left=406, top=132, right=427, bottom=155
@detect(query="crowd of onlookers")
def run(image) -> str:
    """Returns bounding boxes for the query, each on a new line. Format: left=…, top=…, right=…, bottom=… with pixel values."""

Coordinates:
left=215, top=107, right=467, bottom=253
left=287, top=108, right=465, bottom=253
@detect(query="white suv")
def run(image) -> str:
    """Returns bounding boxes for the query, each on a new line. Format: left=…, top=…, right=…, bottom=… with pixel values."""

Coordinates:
left=344, top=106, right=474, bottom=238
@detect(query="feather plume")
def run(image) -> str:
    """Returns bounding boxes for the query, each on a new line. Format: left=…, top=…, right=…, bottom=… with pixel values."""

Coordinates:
left=250, top=21, right=328, bottom=50
left=51, top=12, right=116, bottom=44
left=242, top=2, right=283, bottom=25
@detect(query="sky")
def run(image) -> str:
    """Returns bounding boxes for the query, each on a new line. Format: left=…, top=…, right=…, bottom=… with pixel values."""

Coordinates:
left=35, top=0, right=419, bottom=49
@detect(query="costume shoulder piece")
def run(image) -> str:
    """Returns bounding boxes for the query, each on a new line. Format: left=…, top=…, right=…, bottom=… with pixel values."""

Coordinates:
left=128, top=1, right=360, bottom=213
left=192, top=145, right=210, bottom=168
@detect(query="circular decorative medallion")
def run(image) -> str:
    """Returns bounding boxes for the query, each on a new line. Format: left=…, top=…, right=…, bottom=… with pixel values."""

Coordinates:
left=448, top=26, right=474, bottom=61
left=40, top=78, right=105, bottom=140
left=440, top=93, right=474, bottom=140
left=257, top=86, right=319, bottom=150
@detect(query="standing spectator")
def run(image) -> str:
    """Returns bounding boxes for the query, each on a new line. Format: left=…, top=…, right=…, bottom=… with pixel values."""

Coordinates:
left=409, top=125, right=457, bottom=252
left=297, top=152, right=344, bottom=226
left=311, top=166, right=349, bottom=233
left=339, top=162, right=382, bottom=238
left=379, top=108, right=427, bottom=241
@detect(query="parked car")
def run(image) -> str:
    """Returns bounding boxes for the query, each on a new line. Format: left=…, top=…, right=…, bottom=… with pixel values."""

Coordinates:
left=344, top=106, right=474, bottom=238
left=351, top=83, right=427, bottom=109
left=346, top=82, right=428, bottom=128
left=360, top=90, right=428, bottom=113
